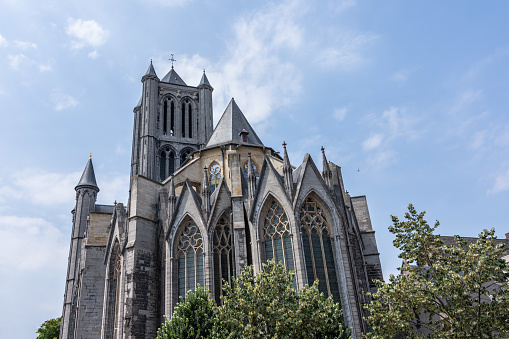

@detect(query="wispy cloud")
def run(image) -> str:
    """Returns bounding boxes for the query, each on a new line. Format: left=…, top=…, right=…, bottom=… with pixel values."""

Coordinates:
left=333, top=107, right=348, bottom=121
left=329, top=0, right=357, bottom=14
left=316, top=33, right=377, bottom=70
left=488, top=169, right=509, bottom=195
left=66, top=18, right=109, bottom=52
left=0, top=34, right=8, bottom=47
left=7, top=53, right=29, bottom=70
left=88, top=50, right=100, bottom=59
left=13, top=40, right=36, bottom=50
left=50, top=89, right=78, bottom=111
left=157, top=0, right=307, bottom=125
left=362, top=133, right=383, bottom=150
left=448, top=89, right=483, bottom=115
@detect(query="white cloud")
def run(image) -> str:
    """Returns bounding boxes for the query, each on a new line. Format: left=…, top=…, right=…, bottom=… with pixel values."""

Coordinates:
left=0, top=34, right=7, bottom=47
left=449, top=89, right=483, bottom=115
left=13, top=40, right=36, bottom=50
left=156, top=0, right=306, bottom=125
left=368, top=150, right=397, bottom=167
left=39, top=64, right=52, bottom=72
left=66, top=18, right=110, bottom=50
left=51, top=89, right=78, bottom=111
left=88, top=50, right=100, bottom=59
left=0, top=216, right=67, bottom=273
left=488, top=169, right=509, bottom=194
left=7, top=53, right=29, bottom=70
left=330, top=0, right=357, bottom=13
left=469, top=130, right=486, bottom=151
left=333, top=107, right=347, bottom=121
left=362, top=133, right=384, bottom=150
left=316, top=33, right=377, bottom=70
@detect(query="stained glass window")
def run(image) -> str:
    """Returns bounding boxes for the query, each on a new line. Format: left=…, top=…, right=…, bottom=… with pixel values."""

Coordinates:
left=177, top=221, right=204, bottom=300
left=213, top=216, right=234, bottom=304
left=209, top=163, right=221, bottom=193
left=300, top=197, right=340, bottom=302
left=263, top=199, right=294, bottom=273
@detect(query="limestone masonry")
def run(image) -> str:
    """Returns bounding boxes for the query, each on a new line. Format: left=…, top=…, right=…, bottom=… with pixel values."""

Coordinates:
left=59, top=62, right=383, bottom=339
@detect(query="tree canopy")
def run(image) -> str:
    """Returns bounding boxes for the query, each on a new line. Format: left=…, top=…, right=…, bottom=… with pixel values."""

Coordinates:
left=156, top=259, right=350, bottom=339
left=364, top=204, right=509, bottom=338
left=36, top=317, right=61, bottom=339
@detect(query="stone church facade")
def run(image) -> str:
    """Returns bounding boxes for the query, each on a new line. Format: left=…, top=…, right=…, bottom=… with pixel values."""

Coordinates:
left=59, top=62, right=383, bottom=339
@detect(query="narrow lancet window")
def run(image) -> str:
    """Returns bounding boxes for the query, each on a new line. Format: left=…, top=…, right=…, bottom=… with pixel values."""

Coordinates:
left=209, top=163, right=221, bottom=193
left=170, top=101, right=175, bottom=136
left=163, top=101, right=168, bottom=135
left=181, top=102, right=186, bottom=137
left=177, top=221, right=204, bottom=300
left=213, top=216, right=234, bottom=304
left=300, top=196, right=340, bottom=302
left=160, top=152, right=167, bottom=181
left=169, top=152, right=175, bottom=176
left=188, top=104, right=192, bottom=138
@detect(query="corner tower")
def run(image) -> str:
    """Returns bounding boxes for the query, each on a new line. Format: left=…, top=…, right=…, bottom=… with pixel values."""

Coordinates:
left=131, top=61, right=214, bottom=182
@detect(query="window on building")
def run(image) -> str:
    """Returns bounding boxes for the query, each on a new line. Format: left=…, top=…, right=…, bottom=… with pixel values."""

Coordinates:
left=262, top=199, right=294, bottom=274
left=213, top=215, right=234, bottom=304
left=209, top=163, right=221, bottom=193
left=181, top=102, right=186, bottom=137
left=177, top=221, right=204, bottom=300
left=170, top=101, right=175, bottom=136
left=180, top=149, right=193, bottom=166
left=300, top=196, right=340, bottom=303
left=242, top=161, right=259, bottom=179
left=160, top=151, right=167, bottom=181
left=169, top=152, right=175, bottom=176
left=188, top=104, right=193, bottom=138
left=163, top=100, right=168, bottom=135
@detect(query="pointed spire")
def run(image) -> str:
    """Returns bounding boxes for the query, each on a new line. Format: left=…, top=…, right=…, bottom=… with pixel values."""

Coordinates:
left=247, top=153, right=256, bottom=200
left=321, top=146, right=332, bottom=189
left=199, top=69, right=211, bottom=87
left=144, top=59, right=158, bottom=77
left=282, top=142, right=295, bottom=200
left=201, top=167, right=211, bottom=218
left=161, top=68, right=186, bottom=85
left=76, top=156, right=99, bottom=191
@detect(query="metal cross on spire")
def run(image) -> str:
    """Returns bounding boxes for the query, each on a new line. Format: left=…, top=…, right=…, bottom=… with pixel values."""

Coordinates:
left=169, top=54, right=177, bottom=69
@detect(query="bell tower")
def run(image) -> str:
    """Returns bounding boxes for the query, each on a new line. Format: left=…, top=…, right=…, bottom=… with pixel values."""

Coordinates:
left=131, top=59, right=214, bottom=182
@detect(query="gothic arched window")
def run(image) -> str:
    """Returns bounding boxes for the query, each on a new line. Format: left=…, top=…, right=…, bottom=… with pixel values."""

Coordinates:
left=160, top=151, right=167, bottom=181
left=188, top=103, right=193, bottom=138
left=170, top=101, right=175, bottom=136
left=262, top=199, right=294, bottom=272
left=169, top=152, right=175, bottom=175
left=300, top=196, right=340, bottom=302
left=242, top=161, right=259, bottom=179
left=181, top=102, right=186, bottom=137
left=163, top=101, right=168, bottom=135
left=209, top=163, right=221, bottom=193
left=176, top=220, right=204, bottom=300
left=213, top=215, right=234, bottom=304
left=180, top=148, right=193, bottom=166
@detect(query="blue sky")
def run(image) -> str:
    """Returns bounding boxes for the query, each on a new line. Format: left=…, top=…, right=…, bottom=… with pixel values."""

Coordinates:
left=1, top=0, right=509, bottom=337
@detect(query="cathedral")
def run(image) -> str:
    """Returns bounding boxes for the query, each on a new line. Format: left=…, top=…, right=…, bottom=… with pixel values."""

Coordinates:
left=59, top=61, right=383, bottom=339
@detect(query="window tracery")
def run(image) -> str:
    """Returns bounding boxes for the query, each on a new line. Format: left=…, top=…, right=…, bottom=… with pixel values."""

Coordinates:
left=209, top=163, right=221, bottom=193
left=177, top=221, right=204, bottom=300
left=262, top=199, right=294, bottom=272
left=213, top=215, right=234, bottom=304
left=300, top=196, right=340, bottom=302
left=242, top=161, right=259, bottom=179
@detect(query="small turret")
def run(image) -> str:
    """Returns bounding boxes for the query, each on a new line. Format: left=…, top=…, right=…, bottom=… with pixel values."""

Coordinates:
left=282, top=142, right=294, bottom=200
left=198, top=69, right=212, bottom=88
left=321, top=146, right=333, bottom=189
left=201, top=167, right=211, bottom=218
left=76, top=155, right=99, bottom=191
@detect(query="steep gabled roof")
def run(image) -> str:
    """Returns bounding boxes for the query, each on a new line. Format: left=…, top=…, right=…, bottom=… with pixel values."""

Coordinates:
left=199, top=71, right=211, bottom=87
left=205, top=98, right=263, bottom=147
left=161, top=68, right=187, bottom=85
left=76, top=158, right=99, bottom=191
left=145, top=60, right=157, bottom=77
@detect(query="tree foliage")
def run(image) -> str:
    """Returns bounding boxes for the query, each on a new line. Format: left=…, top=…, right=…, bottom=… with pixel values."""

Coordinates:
left=364, top=204, right=509, bottom=338
left=156, top=260, right=350, bottom=339
left=156, top=285, right=215, bottom=339
left=36, top=317, right=61, bottom=339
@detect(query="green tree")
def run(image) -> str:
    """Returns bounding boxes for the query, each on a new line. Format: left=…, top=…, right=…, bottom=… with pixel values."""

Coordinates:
left=364, top=204, right=509, bottom=338
left=156, top=285, right=216, bottom=339
left=214, top=259, right=350, bottom=339
left=36, top=317, right=61, bottom=339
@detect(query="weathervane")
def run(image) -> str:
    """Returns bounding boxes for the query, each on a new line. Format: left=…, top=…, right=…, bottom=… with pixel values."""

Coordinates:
left=169, top=54, right=177, bottom=69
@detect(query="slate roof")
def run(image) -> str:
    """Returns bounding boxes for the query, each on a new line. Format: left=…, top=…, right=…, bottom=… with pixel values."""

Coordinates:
left=76, top=158, right=99, bottom=190
left=145, top=61, right=157, bottom=77
left=161, top=68, right=187, bottom=85
left=199, top=71, right=211, bottom=87
left=205, top=98, right=263, bottom=147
